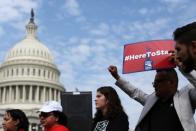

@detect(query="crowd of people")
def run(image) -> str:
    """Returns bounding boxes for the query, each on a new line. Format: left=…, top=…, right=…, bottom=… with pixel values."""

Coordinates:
left=107, top=21, right=196, bottom=131
left=2, top=101, right=69, bottom=131
left=1, top=22, right=196, bottom=131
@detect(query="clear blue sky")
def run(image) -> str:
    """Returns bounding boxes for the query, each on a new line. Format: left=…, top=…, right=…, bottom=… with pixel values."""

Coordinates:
left=0, top=0, right=196, bottom=129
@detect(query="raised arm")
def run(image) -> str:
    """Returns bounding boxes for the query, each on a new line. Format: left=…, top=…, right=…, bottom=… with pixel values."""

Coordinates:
left=108, top=65, right=148, bottom=105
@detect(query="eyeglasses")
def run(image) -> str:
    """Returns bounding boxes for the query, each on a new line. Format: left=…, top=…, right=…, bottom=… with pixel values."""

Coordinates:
left=39, top=112, right=53, bottom=118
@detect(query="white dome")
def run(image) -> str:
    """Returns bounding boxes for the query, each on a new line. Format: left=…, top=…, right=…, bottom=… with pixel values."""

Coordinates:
left=0, top=10, right=64, bottom=131
left=5, top=15, right=53, bottom=63
left=5, top=37, right=53, bottom=63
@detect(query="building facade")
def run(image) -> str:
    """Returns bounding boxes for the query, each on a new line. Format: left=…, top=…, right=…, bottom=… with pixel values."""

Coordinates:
left=0, top=10, right=65, bottom=131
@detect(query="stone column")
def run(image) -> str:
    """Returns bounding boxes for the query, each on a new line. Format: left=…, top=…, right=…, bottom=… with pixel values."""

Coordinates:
left=2, top=87, right=5, bottom=104
left=43, top=87, right=46, bottom=102
left=16, top=85, right=19, bottom=102
left=36, top=86, right=39, bottom=102
left=29, top=85, right=32, bottom=102
left=0, top=87, right=1, bottom=103
left=23, top=85, right=26, bottom=102
left=54, top=89, right=56, bottom=101
left=9, top=86, right=12, bottom=103
left=49, top=88, right=52, bottom=101
left=58, top=90, right=61, bottom=102
left=29, top=123, right=32, bottom=131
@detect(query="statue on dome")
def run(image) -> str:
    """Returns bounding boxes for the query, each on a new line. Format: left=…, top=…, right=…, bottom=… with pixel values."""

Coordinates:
left=30, top=8, right=34, bottom=23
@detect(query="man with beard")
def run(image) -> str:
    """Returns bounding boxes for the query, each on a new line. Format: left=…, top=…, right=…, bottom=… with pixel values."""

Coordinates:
left=108, top=65, right=196, bottom=131
left=173, top=22, right=196, bottom=73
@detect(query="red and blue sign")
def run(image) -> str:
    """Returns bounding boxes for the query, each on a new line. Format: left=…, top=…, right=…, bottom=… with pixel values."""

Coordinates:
left=123, top=40, right=176, bottom=74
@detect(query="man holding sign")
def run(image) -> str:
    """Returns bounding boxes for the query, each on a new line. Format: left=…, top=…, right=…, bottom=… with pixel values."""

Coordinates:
left=108, top=65, right=196, bottom=131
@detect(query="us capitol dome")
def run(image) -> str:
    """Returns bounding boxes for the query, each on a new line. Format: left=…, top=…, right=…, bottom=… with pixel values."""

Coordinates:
left=0, top=10, right=65, bottom=131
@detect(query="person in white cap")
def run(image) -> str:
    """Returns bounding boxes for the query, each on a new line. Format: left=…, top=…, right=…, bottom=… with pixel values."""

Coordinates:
left=39, top=101, right=69, bottom=131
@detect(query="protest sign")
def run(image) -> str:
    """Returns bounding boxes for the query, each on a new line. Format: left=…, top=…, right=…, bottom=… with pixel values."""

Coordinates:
left=123, top=40, right=176, bottom=74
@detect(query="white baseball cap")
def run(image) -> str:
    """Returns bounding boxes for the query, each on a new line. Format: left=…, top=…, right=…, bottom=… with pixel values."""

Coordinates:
left=39, top=101, right=63, bottom=112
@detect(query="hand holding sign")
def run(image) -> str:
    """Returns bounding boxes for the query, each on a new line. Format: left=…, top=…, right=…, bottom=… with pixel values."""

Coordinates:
left=168, top=50, right=187, bottom=72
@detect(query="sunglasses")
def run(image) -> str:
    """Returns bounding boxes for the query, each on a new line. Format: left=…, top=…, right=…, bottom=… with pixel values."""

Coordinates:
left=152, top=79, right=170, bottom=87
left=39, top=112, right=53, bottom=118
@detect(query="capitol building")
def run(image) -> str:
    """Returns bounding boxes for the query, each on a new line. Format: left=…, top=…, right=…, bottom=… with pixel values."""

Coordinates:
left=0, top=10, right=65, bottom=131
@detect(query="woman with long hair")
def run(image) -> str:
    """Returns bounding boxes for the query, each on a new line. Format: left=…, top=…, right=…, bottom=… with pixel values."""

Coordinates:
left=93, top=86, right=129, bottom=131
left=2, top=109, right=29, bottom=131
